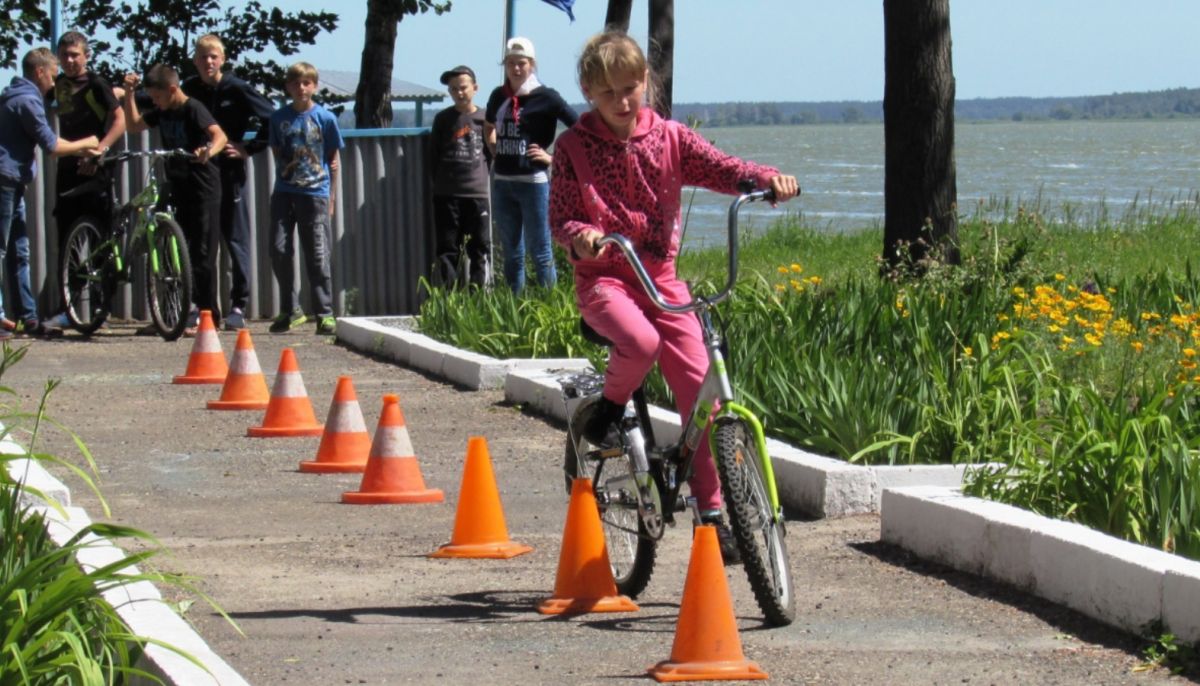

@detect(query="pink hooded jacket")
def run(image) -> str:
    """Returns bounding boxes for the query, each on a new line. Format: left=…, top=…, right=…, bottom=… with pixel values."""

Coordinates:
left=549, top=108, right=779, bottom=272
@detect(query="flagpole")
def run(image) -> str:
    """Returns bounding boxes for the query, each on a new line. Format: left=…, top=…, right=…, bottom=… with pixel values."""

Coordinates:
left=504, top=0, right=515, bottom=42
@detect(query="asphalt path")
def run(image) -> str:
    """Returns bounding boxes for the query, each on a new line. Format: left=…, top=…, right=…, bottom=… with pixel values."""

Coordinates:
left=2, top=322, right=1190, bottom=685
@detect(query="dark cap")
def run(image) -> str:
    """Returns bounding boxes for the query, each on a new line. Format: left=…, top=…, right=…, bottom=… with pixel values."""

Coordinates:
left=440, top=65, right=476, bottom=85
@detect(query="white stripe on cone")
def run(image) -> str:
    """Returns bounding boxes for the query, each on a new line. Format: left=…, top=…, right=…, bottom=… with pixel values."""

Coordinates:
left=229, top=350, right=263, bottom=375
left=270, top=371, right=309, bottom=398
left=326, top=401, right=368, bottom=433
left=371, top=425, right=414, bottom=458
left=193, top=330, right=222, bottom=353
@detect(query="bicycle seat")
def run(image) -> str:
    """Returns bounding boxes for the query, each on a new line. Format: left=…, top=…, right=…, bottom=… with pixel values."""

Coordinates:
left=59, top=176, right=108, bottom=199
left=579, top=318, right=613, bottom=347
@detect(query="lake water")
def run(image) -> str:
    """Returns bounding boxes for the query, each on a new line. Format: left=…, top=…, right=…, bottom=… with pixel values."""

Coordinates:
left=678, top=119, right=1200, bottom=249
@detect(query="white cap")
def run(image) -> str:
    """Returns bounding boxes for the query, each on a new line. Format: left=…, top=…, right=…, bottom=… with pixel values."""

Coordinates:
left=505, top=36, right=535, bottom=61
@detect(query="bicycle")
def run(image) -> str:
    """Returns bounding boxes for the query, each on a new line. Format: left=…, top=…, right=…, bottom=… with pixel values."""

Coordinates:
left=560, top=185, right=796, bottom=627
left=59, top=149, right=195, bottom=341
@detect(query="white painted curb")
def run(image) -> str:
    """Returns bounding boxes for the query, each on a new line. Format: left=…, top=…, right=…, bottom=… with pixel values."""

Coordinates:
left=3, top=441, right=249, bottom=685
left=336, top=317, right=981, bottom=519
left=881, top=486, right=1200, bottom=642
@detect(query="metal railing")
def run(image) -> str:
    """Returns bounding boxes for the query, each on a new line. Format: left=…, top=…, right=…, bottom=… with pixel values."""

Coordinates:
left=24, top=127, right=435, bottom=320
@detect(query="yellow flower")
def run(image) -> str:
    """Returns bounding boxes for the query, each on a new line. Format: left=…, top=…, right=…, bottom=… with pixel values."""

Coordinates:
left=1085, top=332, right=1102, bottom=347
left=807, top=276, right=822, bottom=286
left=1061, top=336, right=1075, bottom=345
left=1131, top=340, right=1145, bottom=352
left=1054, top=273, right=1066, bottom=281
left=1185, top=348, right=1197, bottom=358
left=777, top=266, right=789, bottom=275
left=962, top=346, right=974, bottom=358
left=1181, top=359, right=1198, bottom=371
left=774, top=284, right=786, bottom=292
left=790, top=263, right=803, bottom=273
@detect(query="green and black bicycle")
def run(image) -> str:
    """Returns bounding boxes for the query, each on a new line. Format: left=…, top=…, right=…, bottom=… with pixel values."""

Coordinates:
left=561, top=185, right=796, bottom=627
left=60, top=149, right=194, bottom=341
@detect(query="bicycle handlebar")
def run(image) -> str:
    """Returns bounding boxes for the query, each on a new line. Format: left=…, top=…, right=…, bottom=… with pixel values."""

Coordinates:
left=97, top=148, right=198, bottom=166
left=595, top=187, right=782, bottom=314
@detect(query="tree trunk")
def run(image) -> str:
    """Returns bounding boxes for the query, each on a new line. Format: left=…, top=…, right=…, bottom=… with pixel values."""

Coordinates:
left=355, top=0, right=398, bottom=128
left=605, top=0, right=633, bottom=31
left=648, top=0, right=674, bottom=119
left=882, top=0, right=959, bottom=271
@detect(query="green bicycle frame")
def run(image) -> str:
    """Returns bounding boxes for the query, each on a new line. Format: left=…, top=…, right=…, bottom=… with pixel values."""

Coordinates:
left=678, top=343, right=784, bottom=520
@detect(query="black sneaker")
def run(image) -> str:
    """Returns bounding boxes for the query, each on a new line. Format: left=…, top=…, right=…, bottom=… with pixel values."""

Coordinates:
left=700, top=513, right=743, bottom=566
left=581, top=396, right=626, bottom=447
left=224, top=309, right=246, bottom=331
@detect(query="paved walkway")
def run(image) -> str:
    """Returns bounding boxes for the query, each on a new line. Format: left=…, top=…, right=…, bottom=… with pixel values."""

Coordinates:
left=1, top=323, right=1185, bottom=684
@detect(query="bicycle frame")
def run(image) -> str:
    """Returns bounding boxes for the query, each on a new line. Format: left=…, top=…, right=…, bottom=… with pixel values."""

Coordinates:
left=596, top=189, right=785, bottom=522
left=88, top=152, right=181, bottom=278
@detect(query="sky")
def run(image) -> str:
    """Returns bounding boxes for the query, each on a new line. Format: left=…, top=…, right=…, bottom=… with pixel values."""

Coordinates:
left=264, top=0, right=1200, bottom=104
left=3, top=1, right=1198, bottom=104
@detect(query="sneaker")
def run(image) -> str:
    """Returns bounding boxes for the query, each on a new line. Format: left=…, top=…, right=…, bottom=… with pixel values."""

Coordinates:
left=224, top=309, right=246, bottom=331
left=269, top=309, right=306, bottom=334
left=183, top=326, right=198, bottom=338
left=22, top=319, right=63, bottom=339
left=135, top=322, right=159, bottom=336
left=186, top=308, right=199, bottom=329
left=581, top=396, right=626, bottom=447
left=46, top=312, right=72, bottom=329
left=315, top=316, right=336, bottom=335
left=700, top=512, right=743, bottom=566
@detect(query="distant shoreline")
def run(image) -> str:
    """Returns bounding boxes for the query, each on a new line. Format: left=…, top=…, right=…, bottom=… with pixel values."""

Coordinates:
left=666, top=86, right=1200, bottom=127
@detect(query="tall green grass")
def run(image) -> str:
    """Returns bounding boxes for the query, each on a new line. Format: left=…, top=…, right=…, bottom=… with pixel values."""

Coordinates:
left=418, top=196, right=1200, bottom=558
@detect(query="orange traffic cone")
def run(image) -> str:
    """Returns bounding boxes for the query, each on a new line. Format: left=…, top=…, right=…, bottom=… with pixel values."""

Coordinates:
left=246, top=348, right=324, bottom=437
left=429, top=436, right=532, bottom=559
left=207, top=329, right=270, bottom=410
left=341, top=394, right=443, bottom=504
left=172, top=310, right=227, bottom=384
left=299, top=376, right=370, bottom=473
left=538, top=478, right=638, bottom=615
left=647, top=525, right=768, bottom=682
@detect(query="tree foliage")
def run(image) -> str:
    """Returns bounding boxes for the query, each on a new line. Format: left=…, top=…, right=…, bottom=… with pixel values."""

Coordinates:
left=0, top=0, right=48, bottom=69
left=1, top=0, right=337, bottom=97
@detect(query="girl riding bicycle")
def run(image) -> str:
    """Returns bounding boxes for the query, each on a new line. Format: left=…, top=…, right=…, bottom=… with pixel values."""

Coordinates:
left=548, top=31, right=799, bottom=562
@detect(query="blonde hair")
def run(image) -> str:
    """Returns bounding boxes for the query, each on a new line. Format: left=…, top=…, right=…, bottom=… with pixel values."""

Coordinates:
left=576, top=31, right=658, bottom=108
left=195, top=34, right=225, bottom=57
left=286, top=62, right=319, bottom=85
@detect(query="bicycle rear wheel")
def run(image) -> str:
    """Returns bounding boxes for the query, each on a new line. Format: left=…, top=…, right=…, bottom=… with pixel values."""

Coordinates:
left=61, top=216, right=113, bottom=335
left=144, top=216, right=193, bottom=341
left=713, top=416, right=796, bottom=626
left=564, top=395, right=657, bottom=598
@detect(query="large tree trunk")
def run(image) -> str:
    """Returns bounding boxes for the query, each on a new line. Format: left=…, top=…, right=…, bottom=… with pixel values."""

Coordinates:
left=355, top=0, right=398, bottom=128
left=882, top=0, right=959, bottom=271
left=648, top=0, right=674, bottom=119
left=605, top=0, right=633, bottom=31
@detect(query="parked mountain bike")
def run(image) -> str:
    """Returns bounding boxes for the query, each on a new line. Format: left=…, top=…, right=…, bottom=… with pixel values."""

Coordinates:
left=560, top=186, right=796, bottom=627
left=60, top=149, right=194, bottom=341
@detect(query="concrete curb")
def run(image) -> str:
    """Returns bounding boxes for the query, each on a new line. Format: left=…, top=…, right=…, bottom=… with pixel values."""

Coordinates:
left=337, top=316, right=977, bottom=518
left=881, top=485, right=1200, bottom=642
left=3, top=441, right=249, bottom=685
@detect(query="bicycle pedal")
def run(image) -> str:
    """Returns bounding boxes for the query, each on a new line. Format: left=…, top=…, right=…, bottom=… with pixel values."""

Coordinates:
left=585, top=446, right=625, bottom=460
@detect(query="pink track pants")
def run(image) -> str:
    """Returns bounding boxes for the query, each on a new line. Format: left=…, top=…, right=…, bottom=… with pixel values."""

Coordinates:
left=574, top=260, right=722, bottom=512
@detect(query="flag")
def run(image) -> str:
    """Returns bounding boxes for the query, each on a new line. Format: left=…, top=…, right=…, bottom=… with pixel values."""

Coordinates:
left=539, top=0, right=575, bottom=22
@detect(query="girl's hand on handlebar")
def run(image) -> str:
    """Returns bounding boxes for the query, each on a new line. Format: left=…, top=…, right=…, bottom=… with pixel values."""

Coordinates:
left=768, top=174, right=800, bottom=204
left=572, top=229, right=607, bottom=260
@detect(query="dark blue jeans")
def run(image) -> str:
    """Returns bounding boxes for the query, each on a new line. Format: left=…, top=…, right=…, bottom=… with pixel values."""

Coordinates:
left=491, top=178, right=556, bottom=293
left=270, top=192, right=333, bottom=318
left=0, top=180, right=36, bottom=323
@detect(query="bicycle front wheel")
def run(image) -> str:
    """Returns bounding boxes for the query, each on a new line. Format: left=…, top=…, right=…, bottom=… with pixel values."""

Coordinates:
left=713, top=416, right=796, bottom=626
left=564, top=395, right=657, bottom=598
left=144, top=216, right=193, bottom=341
left=61, top=216, right=113, bottom=335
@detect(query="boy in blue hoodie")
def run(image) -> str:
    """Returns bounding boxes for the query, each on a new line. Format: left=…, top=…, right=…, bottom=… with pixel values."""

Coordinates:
left=0, top=48, right=99, bottom=340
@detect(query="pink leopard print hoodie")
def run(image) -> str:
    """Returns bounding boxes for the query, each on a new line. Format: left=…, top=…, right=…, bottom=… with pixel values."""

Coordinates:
left=549, top=108, right=779, bottom=269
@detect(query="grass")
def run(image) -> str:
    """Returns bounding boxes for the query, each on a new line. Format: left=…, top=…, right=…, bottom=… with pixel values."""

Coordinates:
left=418, top=192, right=1200, bottom=560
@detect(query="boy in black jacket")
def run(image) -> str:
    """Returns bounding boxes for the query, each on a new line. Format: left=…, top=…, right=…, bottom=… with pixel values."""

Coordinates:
left=182, top=34, right=274, bottom=330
